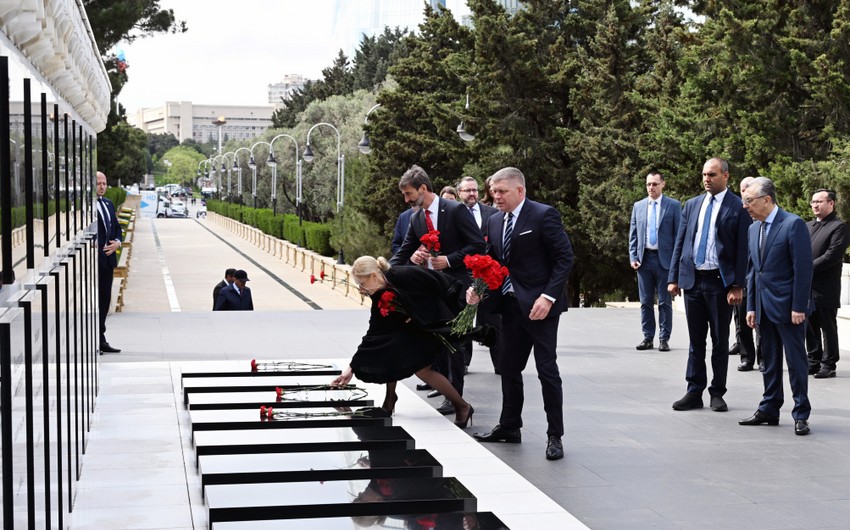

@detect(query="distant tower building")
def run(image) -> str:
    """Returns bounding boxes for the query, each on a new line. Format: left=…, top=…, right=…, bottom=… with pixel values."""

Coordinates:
left=461, top=0, right=522, bottom=28
left=333, top=0, right=446, bottom=56
left=268, top=74, right=309, bottom=106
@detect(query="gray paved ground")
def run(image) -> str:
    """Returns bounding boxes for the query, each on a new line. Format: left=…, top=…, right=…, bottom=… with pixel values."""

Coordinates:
left=93, top=206, right=850, bottom=529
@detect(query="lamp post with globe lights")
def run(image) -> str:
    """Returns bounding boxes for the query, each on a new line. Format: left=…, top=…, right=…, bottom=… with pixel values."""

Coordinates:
left=303, top=122, right=345, bottom=264
left=248, top=141, right=271, bottom=210
left=267, top=133, right=301, bottom=218
left=358, top=103, right=381, bottom=154
left=231, top=147, right=252, bottom=205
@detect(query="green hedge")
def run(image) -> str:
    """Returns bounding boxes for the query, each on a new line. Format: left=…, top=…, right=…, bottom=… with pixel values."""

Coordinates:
left=206, top=200, right=334, bottom=257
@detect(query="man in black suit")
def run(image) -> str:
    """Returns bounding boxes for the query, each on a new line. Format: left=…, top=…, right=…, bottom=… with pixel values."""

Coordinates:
left=806, top=189, right=850, bottom=379
left=213, top=268, right=236, bottom=310
left=214, top=269, right=254, bottom=311
left=470, top=167, right=574, bottom=461
left=668, top=157, right=751, bottom=413
left=390, top=166, right=485, bottom=414
left=730, top=177, right=762, bottom=372
left=96, top=171, right=123, bottom=354
left=457, top=176, right=502, bottom=373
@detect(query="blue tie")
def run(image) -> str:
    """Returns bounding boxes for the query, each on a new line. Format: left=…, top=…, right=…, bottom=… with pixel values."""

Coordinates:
left=649, top=201, right=658, bottom=246
left=695, top=196, right=714, bottom=266
left=501, top=212, right=514, bottom=295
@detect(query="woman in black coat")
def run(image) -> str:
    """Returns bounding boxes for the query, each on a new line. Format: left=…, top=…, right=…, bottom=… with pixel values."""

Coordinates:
left=332, top=256, right=474, bottom=428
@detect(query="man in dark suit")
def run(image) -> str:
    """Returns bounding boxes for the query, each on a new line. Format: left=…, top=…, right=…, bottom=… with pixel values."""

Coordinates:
left=213, top=268, right=236, bottom=310
left=96, top=171, right=123, bottom=354
left=739, top=177, right=813, bottom=435
left=629, top=171, right=681, bottom=352
left=470, top=167, right=574, bottom=461
left=457, top=176, right=501, bottom=373
left=806, top=189, right=850, bottom=379
left=214, top=269, right=254, bottom=311
left=390, top=166, right=485, bottom=414
left=391, top=207, right=417, bottom=255
left=730, top=176, right=762, bottom=372
left=668, top=157, right=751, bottom=413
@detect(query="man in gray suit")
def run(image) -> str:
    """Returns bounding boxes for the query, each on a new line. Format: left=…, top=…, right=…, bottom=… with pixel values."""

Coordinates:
left=629, top=172, right=681, bottom=351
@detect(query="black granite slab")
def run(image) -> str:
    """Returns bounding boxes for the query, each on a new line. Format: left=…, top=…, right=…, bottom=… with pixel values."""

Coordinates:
left=211, top=511, right=510, bottom=529
left=180, top=360, right=341, bottom=379
left=205, top=477, right=476, bottom=526
left=198, top=448, right=442, bottom=491
left=182, top=375, right=341, bottom=404
left=187, top=389, right=373, bottom=411
left=188, top=408, right=390, bottom=434
left=193, top=426, right=414, bottom=464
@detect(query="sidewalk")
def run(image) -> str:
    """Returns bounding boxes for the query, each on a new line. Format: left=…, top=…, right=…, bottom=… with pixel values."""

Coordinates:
left=72, top=207, right=850, bottom=529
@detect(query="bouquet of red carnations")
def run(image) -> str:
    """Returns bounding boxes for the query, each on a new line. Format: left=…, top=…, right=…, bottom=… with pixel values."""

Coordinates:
left=420, top=229, right=441, bottom=257
left=450, top=254, right=509, bottom=336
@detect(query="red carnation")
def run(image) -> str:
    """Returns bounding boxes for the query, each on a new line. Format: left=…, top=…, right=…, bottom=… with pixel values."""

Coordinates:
left=420, top=229, right=441, bottom=257
left=310, top=274, right=316, bottom=284
left=378, top=290, right=402, bottom=317
left=319, top=270, right=326, bottom=280
left=250, top=359, right=258, bottom=372
left=452, top=254, right=510, bottom=335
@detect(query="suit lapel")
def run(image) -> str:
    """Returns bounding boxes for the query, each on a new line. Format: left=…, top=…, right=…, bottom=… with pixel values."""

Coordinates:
left=437, top=198, right=447, bottom=232
left=761, top=209, right=783, bottom=265
left=637, top=199, right=648, bottom=238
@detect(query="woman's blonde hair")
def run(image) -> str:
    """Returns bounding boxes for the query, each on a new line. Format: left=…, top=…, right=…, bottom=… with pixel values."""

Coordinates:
left=351, top=256, right=391, bottom=279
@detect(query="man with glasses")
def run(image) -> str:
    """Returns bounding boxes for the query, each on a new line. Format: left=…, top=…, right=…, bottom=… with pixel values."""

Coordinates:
left=458, top=176, right=501, bottom=373
left=668, top=158, right=751, bottom=413
left=629, top=171, right=681, bottom=352
left=806, top=189, right=850, bottom=379
left=739, top=177, right=812, bottom=435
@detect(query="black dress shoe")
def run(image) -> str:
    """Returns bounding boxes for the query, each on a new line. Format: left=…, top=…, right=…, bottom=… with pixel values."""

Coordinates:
left=416, top=383, right=433, bottom=391
left=710, top=396, right=728, bottom=412
left=658, top=340, right=670, bottom=352
left=427, top=389, right=442, bottom=398
left=737, top=362, right=754, bottom=372
left=808, top=366, right=821, bottom=375
left=728, top=344, right=740, bottom=356
left=100, top=343, right=121, bottom=353
left=636, top=339, right=653, bottom=351
left=436, top=398, right=455, bottom=415
left=545, top=436, right=564, bottom=460
left=672, top=393, right=703, bottom=411
left=473, top=424, right=521, bottom=443
left=814, top=368, right=836, bottom=379
left=795, top=419, right=810, bottom=435
left=738, top=410, right=779, bottom=426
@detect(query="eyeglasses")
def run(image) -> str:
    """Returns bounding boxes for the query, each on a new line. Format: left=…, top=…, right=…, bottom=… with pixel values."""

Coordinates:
left=811, top=199, right=829, bottom=205
left=458, top=188, right=478, bottom=193
left=743, top=195, right=767, bottom=205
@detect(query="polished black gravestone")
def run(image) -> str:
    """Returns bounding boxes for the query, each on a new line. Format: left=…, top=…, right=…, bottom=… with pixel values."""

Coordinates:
left=182, top=375, right=343, bottom=404
left=211, top=511, right=510, bottom=529
left=187, top=388, right=373, bottom=411
left=198, top=448, right=442, bottom=491
left=188, top=407, right=390, bottom=434
left=205, top=477, right=476, bottom=526
left=180, top=360, right=341, bottom=379
left=193, top=426, right=414, bottom=464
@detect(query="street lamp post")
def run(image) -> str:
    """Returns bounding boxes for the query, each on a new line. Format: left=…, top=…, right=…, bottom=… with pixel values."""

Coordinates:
left=212, top=116, right=227, bottom=154
left=213, top=154, right=226, bottom=197
left=457, top=92, right=475, bottom=142
left=249, top=141, right=271, bottom=210
left=223, top=152, right=237, bottom=201
left=303, top=122, right=345, bottom=264
left=232, top=147, right=251, bottom=205
left=358, top=103, right=381, bottom=154
left=268, top=133, right=301, bottom=218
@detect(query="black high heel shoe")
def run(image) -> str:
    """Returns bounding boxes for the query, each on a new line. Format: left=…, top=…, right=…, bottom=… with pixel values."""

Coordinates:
left=454, top=405, right=474, bottom=428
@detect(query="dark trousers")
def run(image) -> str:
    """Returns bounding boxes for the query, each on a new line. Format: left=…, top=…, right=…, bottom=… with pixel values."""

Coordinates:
left=98, top=259, right=114, bottom=346
left=758, top=317, right=811, bottom=420
left=465, top=294, right=503, bottom=372
left=683, top=271, right=733, bottom=397
left=499, top=297, right=564, bottom=438
left=733, top=293, right=762, bottom=365
left=636, top=251, right=672, bottom=341
left=806, top=305, right=840, bottom=370
left=434, top=343, right=466, bottom=396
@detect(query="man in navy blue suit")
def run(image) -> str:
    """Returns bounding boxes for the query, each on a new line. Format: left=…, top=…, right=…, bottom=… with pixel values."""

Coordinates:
left=629, top=171, right=681, bottom=352
left=214, top=270, right=254, bottom=311
left=96, top=171, right=123, bottom=354
left=469, top=167, right=574, bottom=461
left=739, top=177, right=813, bottom=435
left=391, top=206, right=417, bottom=255
left=668, top=157, right=751, bottom=413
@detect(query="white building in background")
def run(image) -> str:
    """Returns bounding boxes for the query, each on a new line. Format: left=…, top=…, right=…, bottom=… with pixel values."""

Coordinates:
left=128, top=101, right=274, bottom=143
left=268, top=74, right=309, bottom=106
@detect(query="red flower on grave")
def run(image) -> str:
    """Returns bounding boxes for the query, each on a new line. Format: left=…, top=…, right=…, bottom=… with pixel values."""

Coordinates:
left=310, top=274, right=316, bottom=284
left=275, top=387, right=284, bottom=398
left=320, top=270, right=326, bottom=280
left=377, top=290, right=403, bottom=317
left=250, top=359, right=258, bottom=372
left=416, top=514, right=438, bottom=528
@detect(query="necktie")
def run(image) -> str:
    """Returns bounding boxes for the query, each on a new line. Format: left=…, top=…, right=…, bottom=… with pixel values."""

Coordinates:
left=759, top=222, right=768, bottom=261
left=98, top=198, right=110, bottom=233
left=695, top=196, right=714, bottom=266
left=424, top=209, right=435, bottom=232
left=501, top=212, right=514, bottom=295
left=649, top=201, right=658, bottom=246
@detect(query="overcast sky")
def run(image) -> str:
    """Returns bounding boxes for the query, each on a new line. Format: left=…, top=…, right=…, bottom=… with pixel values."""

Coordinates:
left=116, top=0, right=471, bottom=113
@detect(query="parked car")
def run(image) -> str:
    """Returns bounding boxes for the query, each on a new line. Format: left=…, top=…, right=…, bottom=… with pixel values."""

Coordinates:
left=170, top=200, right=188, bottom=217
